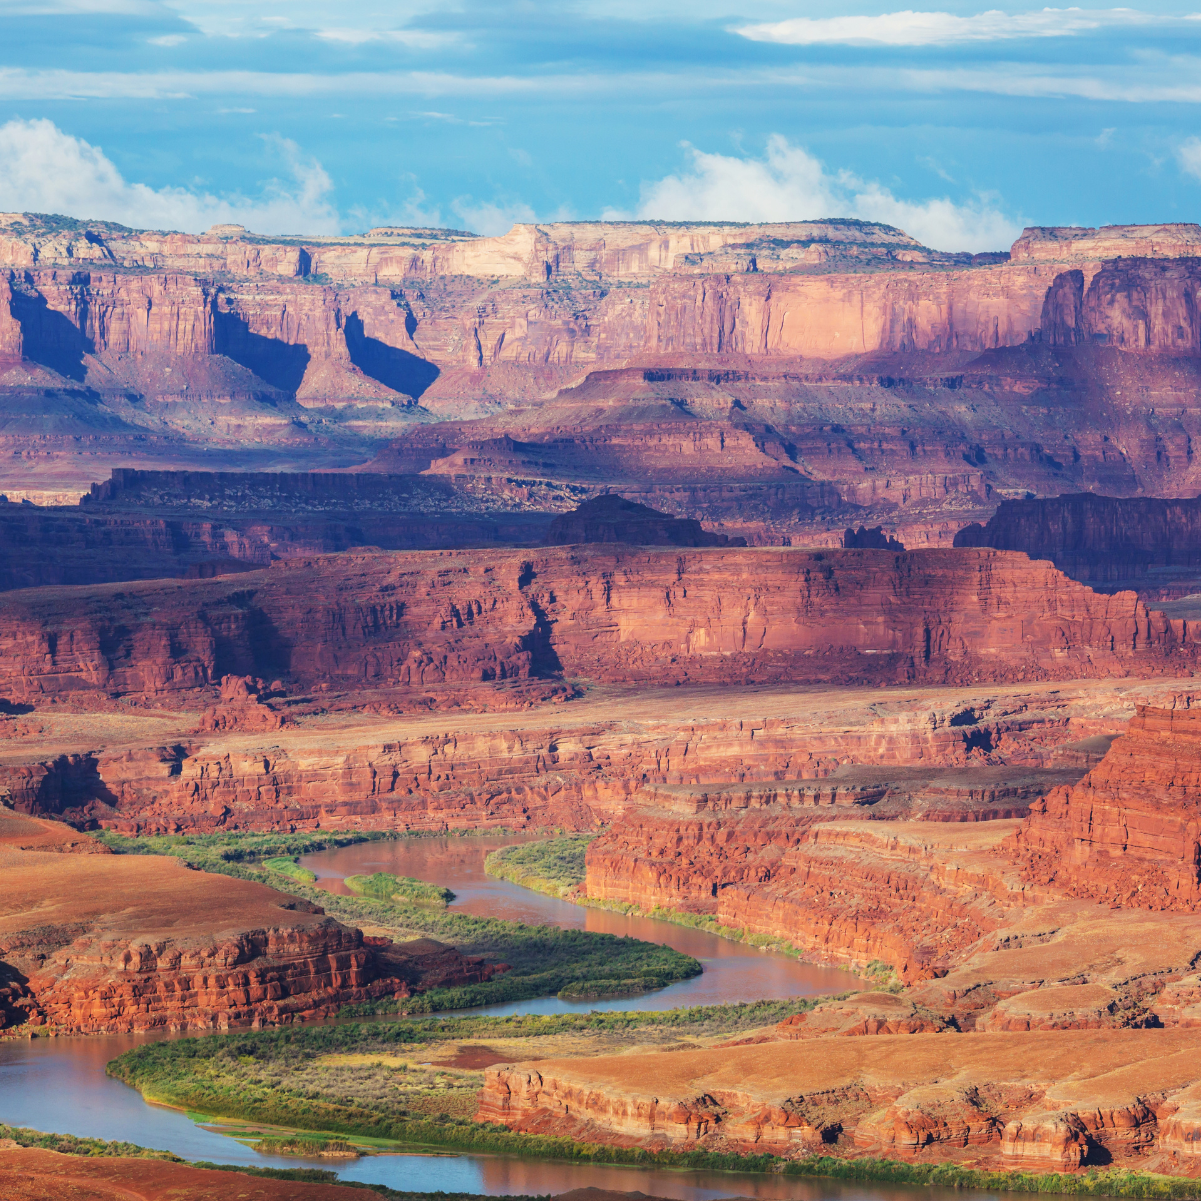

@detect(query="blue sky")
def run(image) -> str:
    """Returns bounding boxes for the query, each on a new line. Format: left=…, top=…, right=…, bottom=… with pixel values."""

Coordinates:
left=3, top=0, right=1201, bottom=250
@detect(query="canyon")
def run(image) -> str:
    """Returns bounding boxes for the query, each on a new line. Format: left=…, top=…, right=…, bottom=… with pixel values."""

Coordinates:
left=474, top=694, right=1201, bottom=1171
left=8, top=211, right=1201, bottom=1185
left=9, top=216, right=1201, bottom=547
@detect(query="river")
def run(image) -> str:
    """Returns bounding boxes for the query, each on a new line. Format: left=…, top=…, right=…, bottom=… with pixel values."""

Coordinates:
left=0, top=835, right=976, bottom=1201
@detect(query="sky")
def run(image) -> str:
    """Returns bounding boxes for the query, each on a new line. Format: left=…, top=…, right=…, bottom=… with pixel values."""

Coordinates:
left=3, top=1, right=1201, bottom=251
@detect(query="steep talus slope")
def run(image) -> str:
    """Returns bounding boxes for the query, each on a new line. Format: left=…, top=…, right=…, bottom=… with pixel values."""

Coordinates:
left=1008, top=695, right=1201, bottom=907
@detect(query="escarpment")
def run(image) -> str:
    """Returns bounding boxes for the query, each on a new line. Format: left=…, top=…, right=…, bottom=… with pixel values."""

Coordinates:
left=0, top=546, right=1190, bottom=706
left=477, top=1030, right=1201, bottom=1168
left=955, top=493, right=1201, bottom=594
left=11, top=218, right=1201, bottom=550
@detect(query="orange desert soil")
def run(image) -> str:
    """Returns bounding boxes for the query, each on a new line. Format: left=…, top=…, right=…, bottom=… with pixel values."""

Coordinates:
left=479, top=1028, right=1201, bottom=1171
left=0, top=1145, right=390, bottom=1200
left=0, top=809, right=496, bottom=1034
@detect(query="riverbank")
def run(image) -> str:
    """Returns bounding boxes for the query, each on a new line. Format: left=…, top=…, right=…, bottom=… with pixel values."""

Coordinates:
left=87, top=831, right=701, bottom=1014
left=481, top=837, right=891, bottom=986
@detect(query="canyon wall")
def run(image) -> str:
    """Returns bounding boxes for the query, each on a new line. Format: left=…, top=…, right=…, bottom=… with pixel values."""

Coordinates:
left=1, top=677, right=1140, bottom=836
left=955, top=494, right=1201, bottom=589
left=1009, top=697, right=1201, bottom=908
left=0, top=547, right=1191, bottom=705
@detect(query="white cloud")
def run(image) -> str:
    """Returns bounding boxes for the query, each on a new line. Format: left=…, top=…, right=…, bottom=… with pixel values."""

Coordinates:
left=1178, top=137, right=1201, bottom=181
left=736, top=8, right=1156, bottom=47
left=624, top=135, right=1021, bottom=253
left=451, top=197, right=536, bottom=236
left=313, top=29, right=459, bottom=48
left=0, top=118, right=340, bottom=234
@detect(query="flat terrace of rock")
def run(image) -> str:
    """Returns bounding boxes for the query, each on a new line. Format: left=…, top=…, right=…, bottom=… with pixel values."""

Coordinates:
left=2, top=677, right=1187, bottom=834
left=480, top=1028, right=1201, bottom=1170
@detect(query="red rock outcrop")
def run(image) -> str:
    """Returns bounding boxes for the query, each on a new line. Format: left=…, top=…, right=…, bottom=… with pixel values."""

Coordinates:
left=0, top=677, right=1143, bottom=835
left=476, top=1029, right=1201, bottom=1169
left=0, top=840, right=496, bottom=1034
left=587, top=814, right=1022, bottom=983
left=955, top=493, right=1201, bottom=593
left=1008, top=697, right=1201, bottom=908
left=0, top=547, right=1190, bottom=706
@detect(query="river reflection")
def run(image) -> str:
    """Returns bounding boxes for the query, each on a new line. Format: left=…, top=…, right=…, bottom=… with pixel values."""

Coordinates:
left=3, top=835, right=872, bottom=1199
left=299, top=835, right=861, bottom=1012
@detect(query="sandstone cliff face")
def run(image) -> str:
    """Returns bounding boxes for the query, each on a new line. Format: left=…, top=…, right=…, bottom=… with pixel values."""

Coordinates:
left=0, top=547, right=1189, bottom=705
left=1, top=678, right=1130, bottom=836
left=1008, top=698, right=1201, bottom=908
left=11, top=220, right=1201, bottom=546
left=955, top=493, right=1201, bottom=589
left=586, top=813, right=1021, bottom=983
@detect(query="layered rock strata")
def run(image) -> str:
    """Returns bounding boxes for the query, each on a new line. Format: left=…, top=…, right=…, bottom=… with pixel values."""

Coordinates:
left=0, top=678, right=1176, bottom=835
left=0, top=824, right=495, bottom=1033
left=10, top=219, right=1201, bottom=548
left=955, top=493, right=1201, bottom=593
left=0, top=546, right=1191, bottom=706
left=477, top=1029, right=1201, bottom=1168
left=1008, top=696, right=1201, bottom=908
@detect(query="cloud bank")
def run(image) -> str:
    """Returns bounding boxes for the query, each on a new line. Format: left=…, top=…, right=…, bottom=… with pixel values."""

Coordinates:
left=0, top=117, right=340, bottom=234
left=618, top=135, right=1021, bottom=253
left=736, top=8, right=1155, bottom=47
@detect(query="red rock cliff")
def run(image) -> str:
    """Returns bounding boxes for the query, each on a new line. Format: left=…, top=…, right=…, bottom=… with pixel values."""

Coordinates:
left=0, top=547, right=1191, bottom=703
left=1009, top=697, right=1201, bottom=908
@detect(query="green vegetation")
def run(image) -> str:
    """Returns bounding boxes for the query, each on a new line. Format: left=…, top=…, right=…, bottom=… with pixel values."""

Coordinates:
left=262, top=856, right=317, bottom=884
left=92, top=828, right=393, bottom=864
left=345, top=872, right=454, bottom=907
left=96, top=831, right=699, bottom=1012
left=0, top=1123, right=180, bottom=1160
left=783, top=1157, right=1201, bottom=1199
left=483, top=835, right=594, bottom=898
left=255, top=1136, right=358, bottom=1157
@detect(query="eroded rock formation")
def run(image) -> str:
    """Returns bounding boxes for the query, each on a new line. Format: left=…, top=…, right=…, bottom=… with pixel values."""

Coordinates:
left=10, top=218, right=1201, bottom=548
left=0, top=809, right=496, bottom=1033
left=477, top=1029, right=1201, bottom=1168
left=0, top=546, right=1189, bottom=707
left=955, top=493, right=1201, bottom=593
left=1008, top=695, right=1201, bottom=908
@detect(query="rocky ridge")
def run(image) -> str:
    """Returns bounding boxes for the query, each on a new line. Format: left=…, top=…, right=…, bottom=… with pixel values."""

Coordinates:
left=9, top=218, right=1201, bottom=548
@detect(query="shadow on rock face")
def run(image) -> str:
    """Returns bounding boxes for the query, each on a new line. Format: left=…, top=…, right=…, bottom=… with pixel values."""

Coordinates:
left=345, top=312, right=440, bottom=400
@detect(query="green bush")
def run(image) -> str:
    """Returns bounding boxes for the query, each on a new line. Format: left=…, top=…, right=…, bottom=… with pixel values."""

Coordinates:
left=483, top=836, right=595, bottom=898
left=345, top=872, right=454, bottom=907
left=262, top=857, right=318, bottom=884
